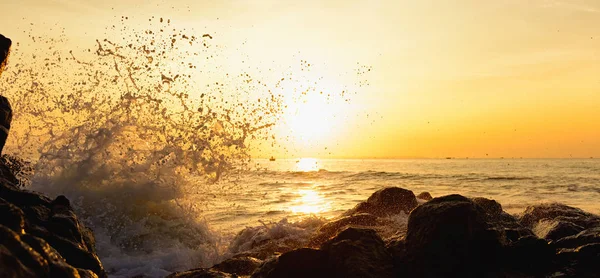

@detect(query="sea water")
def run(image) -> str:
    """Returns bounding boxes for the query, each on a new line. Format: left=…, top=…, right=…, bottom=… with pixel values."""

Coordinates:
left=91, top=157, right=599, bottom=277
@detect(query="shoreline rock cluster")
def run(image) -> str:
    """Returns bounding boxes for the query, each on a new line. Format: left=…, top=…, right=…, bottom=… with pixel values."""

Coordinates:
left=169, top=187, right=600, bottom=278
left=1, top=33, right=105, bottom=278
left=0, top=160, right=106, bottom=278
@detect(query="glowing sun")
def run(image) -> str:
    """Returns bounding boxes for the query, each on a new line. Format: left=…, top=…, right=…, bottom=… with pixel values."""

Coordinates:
left=284, top=92, right=345, bottom=145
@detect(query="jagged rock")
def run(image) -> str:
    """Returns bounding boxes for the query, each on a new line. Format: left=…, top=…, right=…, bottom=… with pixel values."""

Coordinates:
left=416, top=192, right=432, bottom=201
left=404, top=194, right=502, bottom=277
left=252, top=228, right=394, bottom=278
left=385, top=238, right=406, bottom=276
left=473, top=197, right=534, bottom=243
left=166, top=268, right=235, bottom=278
left=533, top=219, right=585, bottom=241
left=343, top=187, right=418, bottom=217
left=212, top=256, right=262, bottom=276
left=321, top=228, right=393, bottom=278
left=520, top=203, right=600, bottom=231
left=0, top=169, right=106, bottom=277
left=556, top=242, right=600, bottom=277
left=553, top=227, right=600, bottom=250
left=472, top=197, right=503, bottom=215
left=308, top=213, right=382, bottom=247
left=502, top=235, right=554, bottom=275
left=0, top=224, right=96, bottom=278
left=0, top=34, right=12, bottom=155
left=251, top=248, right=330, bottom=278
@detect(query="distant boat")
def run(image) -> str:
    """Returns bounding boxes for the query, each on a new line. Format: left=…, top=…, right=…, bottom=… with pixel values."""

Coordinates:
left=445, top=157, right=453, bottom=160
left=269, top=156, right=276, bottom=161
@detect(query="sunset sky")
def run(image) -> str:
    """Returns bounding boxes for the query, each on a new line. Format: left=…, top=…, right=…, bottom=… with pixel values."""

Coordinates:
left=1, top=0, right=599, bottom=158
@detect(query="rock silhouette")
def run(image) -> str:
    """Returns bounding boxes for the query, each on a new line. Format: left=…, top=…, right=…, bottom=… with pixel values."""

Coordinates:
left=205, top=189, right=600, bottom=277
left=0, top=33, right=106, bottom=278
left=0, top=33, right=13, bottom=154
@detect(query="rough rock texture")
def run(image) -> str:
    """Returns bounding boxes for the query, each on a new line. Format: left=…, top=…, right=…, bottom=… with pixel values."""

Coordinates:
left=252, top=228, right=393, bottom=278
left=212, top=256, right=263, bottom=276
left=308, top=213, right=382, bottom=247
left=404, top=194, right=502, bottom=277
left=0, top=33, right=13, bottom=154
left=473, top=197, right=534, bottom=243
left=0, top=161, right=106, bottom=277
left=172, top=189, right=600, bottom=278
left=415, top=192, right=432, bottom=201
left=343, top=187, right=418, bottom=217
left=320, top=228, right=393, bottom=278
left=166, top=268, right=235, bottom=278
left=520, top=203, right=600, bottom=230
left=251, top=248, right=330, bottom=278
left=0, top=33, right=11, bottom=73
left=533, top=219, right=585, bottom=241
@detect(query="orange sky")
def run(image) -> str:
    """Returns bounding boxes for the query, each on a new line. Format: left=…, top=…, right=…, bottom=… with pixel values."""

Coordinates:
left=1, top=0, right=599, bottom=158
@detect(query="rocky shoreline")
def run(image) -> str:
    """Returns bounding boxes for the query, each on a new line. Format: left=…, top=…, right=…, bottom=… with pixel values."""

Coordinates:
left=2, top=167, right=599, bottom=278
left=0, top=160, right=106, bottom=278
left=167, top=187, right=600, bottom=278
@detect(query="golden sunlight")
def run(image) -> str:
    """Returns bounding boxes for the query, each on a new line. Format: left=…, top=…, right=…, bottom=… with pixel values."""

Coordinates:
left=290, top=189, right=331, bottom=215
left=295, top=158, right=319, bottom=172
left=284, top=91, right=346, bottom=145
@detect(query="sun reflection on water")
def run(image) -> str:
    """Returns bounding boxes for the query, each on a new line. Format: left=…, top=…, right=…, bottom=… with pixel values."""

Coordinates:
left=290, top=189, right=331, bottom=214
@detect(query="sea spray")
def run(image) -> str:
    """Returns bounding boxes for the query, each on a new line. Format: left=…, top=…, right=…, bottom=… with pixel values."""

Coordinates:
left=0, top=16, right=371, bottom=276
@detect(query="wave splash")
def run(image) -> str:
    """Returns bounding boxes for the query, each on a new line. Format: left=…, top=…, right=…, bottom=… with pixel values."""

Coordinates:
left=0, top=17, right=290, bottom=276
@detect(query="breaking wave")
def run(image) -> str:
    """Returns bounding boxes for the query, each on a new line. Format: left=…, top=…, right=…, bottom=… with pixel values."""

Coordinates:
left=0, top=16, right=369, bottom=277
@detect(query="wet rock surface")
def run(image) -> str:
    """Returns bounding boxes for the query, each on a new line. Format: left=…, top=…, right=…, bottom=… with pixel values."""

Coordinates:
left=166, top=268, right=236, bottom=278
left=416, top=191, right=432, bottom=201
left=404, top=194, right=503, bottom=277
left=0, top=163, right=106, bottom=277
left=343, top=187, right=418, bottom=217
left=210, top=189, right=600, bottom=278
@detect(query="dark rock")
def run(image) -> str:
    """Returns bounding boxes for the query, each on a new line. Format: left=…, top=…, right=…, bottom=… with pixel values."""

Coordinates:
left=553, top=227, right=600, bottom=250
left=520, top=203, right=600, bottom=230
left=308, top=213, right=382, bottom=247
left=472, top=197, right=534, bottom=244
left=167, top=268, right=235, bottom=278
left=212, top=256, right=262, bottom=276
left=503, top=235, right=554, bottom=275
left=472, top=197, right=503, bottom=215
left=416, top=192, right=432, bottom=201
left=251, top=248, right=330, bottom=278
left=405, top=194, right=502, bottom=277
left=533, top=219, right=584, bottom=241
left=0, top=34, right=10, bottom=67
left=1, top=169, right=106, bottom=277
left=344, top=187, right=418, bottom=217
left=321, top=228, right=393, bottom=278
left=0, top=34, right=12, bottom=155
left=20, top=233, right=95, bottom=278
left=0, top=225, right=49, bottom=277
left=385, top=238, right=407, bottom=276
left=0, top=197, right=25, bottom=233
left=556, top=242, right=600, bottom=277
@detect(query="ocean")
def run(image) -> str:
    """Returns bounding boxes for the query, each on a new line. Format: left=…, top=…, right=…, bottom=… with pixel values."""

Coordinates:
left=34, top=157, right=595, bottom=277
left=207, top=158, right=600, bottom=234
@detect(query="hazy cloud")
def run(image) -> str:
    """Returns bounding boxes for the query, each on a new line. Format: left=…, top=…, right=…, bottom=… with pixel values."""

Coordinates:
left=541, top=0, right=599, bottom=13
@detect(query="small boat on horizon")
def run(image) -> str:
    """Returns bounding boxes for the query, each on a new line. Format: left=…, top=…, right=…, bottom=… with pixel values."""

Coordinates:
left=269, top=156, right=276, bottom=161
